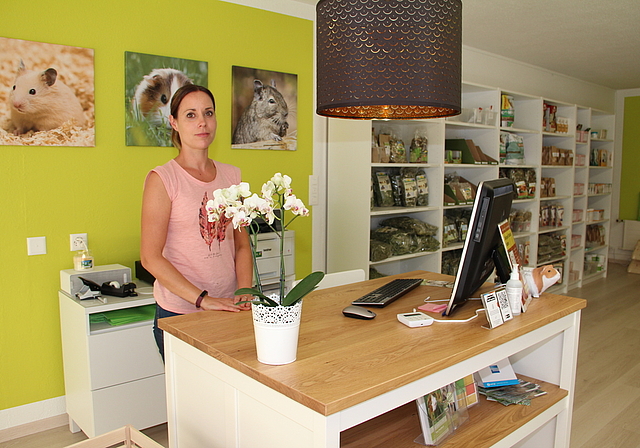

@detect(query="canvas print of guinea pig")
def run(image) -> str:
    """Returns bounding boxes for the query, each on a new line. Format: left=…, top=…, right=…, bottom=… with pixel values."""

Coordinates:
left=526, top=265, right=561, bottom=297
left=232, top=79, right=289, bottom=145
left=9, top=60, right=85, bottom=135
left=132, top=68, right=193, bottom=128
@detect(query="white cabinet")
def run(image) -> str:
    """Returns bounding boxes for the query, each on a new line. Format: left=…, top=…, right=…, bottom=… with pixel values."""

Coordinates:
left=59, top=289, right=166, bottom=438
left=254, top=230, right=295, bottom=295
left=326, top=81, right=614, bottom=292
left=160, top=273, right=585, bottom=448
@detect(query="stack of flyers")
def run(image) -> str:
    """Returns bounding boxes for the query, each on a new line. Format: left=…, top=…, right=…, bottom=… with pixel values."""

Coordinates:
left=478, top=379, right=547, bottom=406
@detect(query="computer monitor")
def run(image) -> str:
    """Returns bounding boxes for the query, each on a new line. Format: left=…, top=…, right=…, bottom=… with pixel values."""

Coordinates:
left=444, top=178, right=516, bottom=316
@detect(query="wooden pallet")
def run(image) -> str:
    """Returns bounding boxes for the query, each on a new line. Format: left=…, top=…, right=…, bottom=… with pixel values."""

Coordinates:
left=65, top=425, right=163, bottom=448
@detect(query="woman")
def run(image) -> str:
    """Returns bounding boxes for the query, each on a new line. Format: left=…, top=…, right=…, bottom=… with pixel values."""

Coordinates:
left=141, top=84, right=252, bottom=360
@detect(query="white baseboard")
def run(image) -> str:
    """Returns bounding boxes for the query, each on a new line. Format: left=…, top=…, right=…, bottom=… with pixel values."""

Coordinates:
left=0, top=396, right=67, bottom=443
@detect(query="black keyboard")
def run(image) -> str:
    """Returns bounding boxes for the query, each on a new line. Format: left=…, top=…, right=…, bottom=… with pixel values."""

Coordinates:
left=351, top=278, right=423, bottom=307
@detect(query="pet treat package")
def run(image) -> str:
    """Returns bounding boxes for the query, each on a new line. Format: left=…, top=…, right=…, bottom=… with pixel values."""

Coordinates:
left=369, top=217, right=440, bottom=261
left=501, top=94, right=515, bottom=127
left=409, top=129, right=429, bottom=163
left=373, top=171, right=395, bottom=207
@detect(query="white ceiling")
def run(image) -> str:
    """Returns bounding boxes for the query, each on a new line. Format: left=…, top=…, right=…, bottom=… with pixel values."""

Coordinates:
left=295, top=0, right=640, bottom=90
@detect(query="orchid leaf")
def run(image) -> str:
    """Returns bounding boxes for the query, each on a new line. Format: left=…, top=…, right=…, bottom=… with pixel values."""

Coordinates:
left=281, top=271, right=325, bottom=307
left=235, top=287, right=279, bottom=307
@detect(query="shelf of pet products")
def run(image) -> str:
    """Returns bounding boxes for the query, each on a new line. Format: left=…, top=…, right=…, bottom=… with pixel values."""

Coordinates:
left=512, top=197, right=537, bottom=205
left=512, top=230, right=536, bottom=240
left=371, top=163, right=439, bottom=169
left=587, top=165, right=613, bottom=171
left=444, top=120, right=497, bottom=131
left=536, top=254, right=567, bottom=268
left=371, top=205, right=440, bottom=216
left=542, top=131, right=575, bottom=139
left=536, top=230, right=568, bottom=267
left=591, top=137, right=614, bottom=143
left=442, top=163, right=496, bottom=169
left=538, top=225, right=570, bottom=234
left=498, top=163, right=538, bottom=169
left=585, top=218, right=609, bottom=226
left=539, top=195, right=572, bottom=203
left=369, top=213, right=442, bottom=268
left=585, top=244, right=608, bottom=254
left=587, top=192, right=612, bottom=198
left=499, top=125, right=539, bottom=134
left=572, top=217, right=585, bottom=226
left=583, top=250, right=608, bottom=282
left=368, top=250, right=440, bottom=267
left=441, top=243, right=464, bottom=252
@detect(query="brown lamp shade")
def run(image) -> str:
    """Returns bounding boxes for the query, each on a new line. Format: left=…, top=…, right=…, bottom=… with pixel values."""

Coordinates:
left=316, top=0, right=462, bottom=120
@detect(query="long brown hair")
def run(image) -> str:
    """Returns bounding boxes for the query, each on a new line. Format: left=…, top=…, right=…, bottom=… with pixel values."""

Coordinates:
left=170, top=84, right=216, bottom=150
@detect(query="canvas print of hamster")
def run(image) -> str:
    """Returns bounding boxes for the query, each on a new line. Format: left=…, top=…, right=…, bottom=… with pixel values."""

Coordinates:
left=132, top=68, right=193, bottom=128
left=9, top=60, right=85, bottom=135
left=232, top=79, right=289, bottom=145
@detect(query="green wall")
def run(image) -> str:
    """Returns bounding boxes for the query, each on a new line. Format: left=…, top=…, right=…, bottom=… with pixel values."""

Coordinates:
left=620, top=96, right=640, bottom=220
left=0, top=0, right=313, bottom=411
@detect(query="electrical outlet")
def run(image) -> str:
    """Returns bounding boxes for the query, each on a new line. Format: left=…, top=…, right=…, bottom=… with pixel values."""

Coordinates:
left=70, top=233, right=88, bottom=251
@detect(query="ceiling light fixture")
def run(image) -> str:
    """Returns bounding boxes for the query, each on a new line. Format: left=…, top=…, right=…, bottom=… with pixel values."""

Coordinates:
left=316, top=0, right=462, bottom=120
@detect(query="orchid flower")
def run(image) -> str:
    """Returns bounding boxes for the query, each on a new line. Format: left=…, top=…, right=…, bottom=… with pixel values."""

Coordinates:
left=207, top=173, right=322, bottom=306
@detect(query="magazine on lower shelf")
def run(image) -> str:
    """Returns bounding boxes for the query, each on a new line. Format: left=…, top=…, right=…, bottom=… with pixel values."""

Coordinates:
left=415, top=377, right=470, bottom=445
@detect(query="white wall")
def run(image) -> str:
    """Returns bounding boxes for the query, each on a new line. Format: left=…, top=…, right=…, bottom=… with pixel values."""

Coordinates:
left=462, top=47, right=615, bottom=112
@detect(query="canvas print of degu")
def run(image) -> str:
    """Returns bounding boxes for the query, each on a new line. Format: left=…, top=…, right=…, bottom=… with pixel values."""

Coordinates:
left=232, top=66, right=297, bottom=151
left=0, top=36, right=95, bottom=146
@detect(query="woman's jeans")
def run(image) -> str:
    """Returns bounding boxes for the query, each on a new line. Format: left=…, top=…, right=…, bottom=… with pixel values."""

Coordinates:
left=153, top=304, right=181, bottom=362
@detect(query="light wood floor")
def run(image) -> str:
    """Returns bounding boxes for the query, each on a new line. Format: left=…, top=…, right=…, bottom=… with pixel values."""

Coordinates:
left=2, top=262, right=638, bottom=448
left=568, top=261, right=640, bottom=448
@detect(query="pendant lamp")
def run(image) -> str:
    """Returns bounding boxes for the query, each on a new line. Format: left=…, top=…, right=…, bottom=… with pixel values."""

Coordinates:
left=316, top=0, right=462, bottom=120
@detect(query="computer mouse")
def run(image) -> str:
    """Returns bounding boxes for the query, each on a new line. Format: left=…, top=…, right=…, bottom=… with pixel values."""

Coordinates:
left=342, top=305, right=376, bottom=320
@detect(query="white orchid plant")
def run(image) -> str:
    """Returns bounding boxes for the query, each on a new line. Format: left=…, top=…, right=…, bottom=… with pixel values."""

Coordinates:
left=207, top=173, right=324, bottom=307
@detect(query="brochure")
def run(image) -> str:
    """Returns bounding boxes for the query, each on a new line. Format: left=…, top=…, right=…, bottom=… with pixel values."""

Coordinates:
left=474, top=358, right=519, bottom=388
left=497, top=219, right=533, bottom=312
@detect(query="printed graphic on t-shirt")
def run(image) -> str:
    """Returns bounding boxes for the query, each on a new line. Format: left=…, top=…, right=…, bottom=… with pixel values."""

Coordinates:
left=199, top=191, right=231, bottom=250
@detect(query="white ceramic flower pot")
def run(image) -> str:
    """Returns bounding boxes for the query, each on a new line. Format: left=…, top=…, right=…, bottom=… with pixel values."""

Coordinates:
left=251, top=300, right=302, bottom=365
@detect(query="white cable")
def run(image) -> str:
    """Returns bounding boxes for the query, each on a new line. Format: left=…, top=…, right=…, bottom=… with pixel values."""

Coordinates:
left=432, top=308, right=486, bottom=323
left=424, top=296, right=482, bottom=302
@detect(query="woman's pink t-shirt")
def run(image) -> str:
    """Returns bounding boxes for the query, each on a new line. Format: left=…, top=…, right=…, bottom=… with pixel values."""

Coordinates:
left=147, top=159, right=241, bottom=314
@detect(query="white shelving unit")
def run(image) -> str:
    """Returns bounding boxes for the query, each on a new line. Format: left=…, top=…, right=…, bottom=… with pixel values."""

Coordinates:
left=59, top=288, right=167, bottom=438
left=326, top=82, right=615, bottom=293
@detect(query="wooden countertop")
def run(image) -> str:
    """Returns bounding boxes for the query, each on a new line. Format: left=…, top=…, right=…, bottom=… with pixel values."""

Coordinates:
left=159, top=271, right=585, bottom=416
